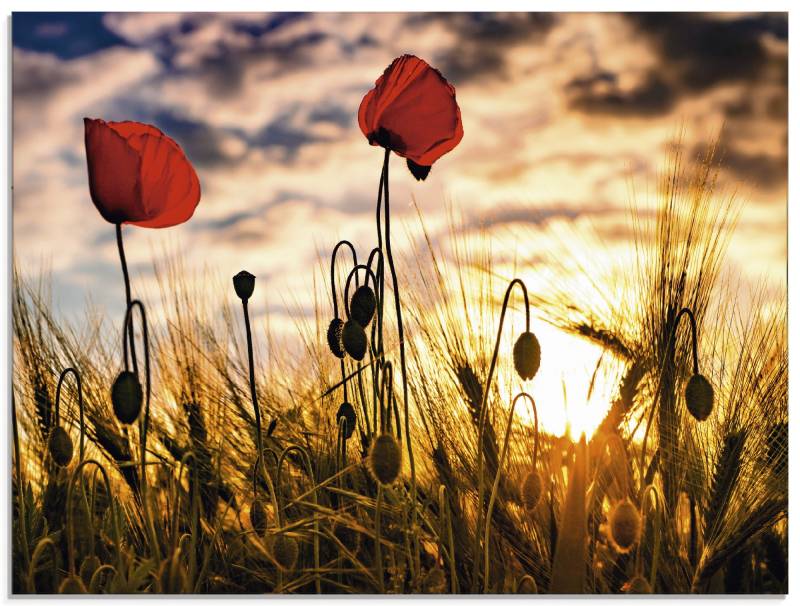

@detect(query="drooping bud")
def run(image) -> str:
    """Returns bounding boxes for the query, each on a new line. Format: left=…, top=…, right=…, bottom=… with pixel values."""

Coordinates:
left=513, top=331, right=541, bottom=381
left=342, top=319, right=367, bottom=360
left=233, top=270, right=255, bottom=302
left=111, top=370, right=143, bottom=425
left=369, top=433, right=402, bottom=485
left=336, top=401, right=357, bottom=440
left=327, top=318, right=346, bottom=358
left=270, top=533, right=299, bottom=571
left=685, top=373, right=714, bottom=421
left=520, top=469, right=543, bottom=512
left=47, top=426, right=73, bottom=467
left=608, top=498, right=641, bottom=553
left=516, top=575, right=538, bottom=594
left=250, top=499, right=269, bottom=535
left=350, top=285, right=376, bottom=327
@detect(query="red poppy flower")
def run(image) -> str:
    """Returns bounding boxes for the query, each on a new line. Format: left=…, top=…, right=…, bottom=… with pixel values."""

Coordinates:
left=84, top=118, right=201, bottom=228
left=358, top=55, right=463, bottom=180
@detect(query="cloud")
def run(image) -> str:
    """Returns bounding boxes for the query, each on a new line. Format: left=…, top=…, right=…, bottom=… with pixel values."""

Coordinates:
left=11, top=12, right=787, bottom=344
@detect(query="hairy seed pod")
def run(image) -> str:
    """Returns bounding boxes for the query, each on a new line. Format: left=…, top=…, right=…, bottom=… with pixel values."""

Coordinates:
left=767, top=422, right=788, bottom=475
left=517, top=575, right=538, bottom=594
left=336, top=401, right=357, bottom=440
left=520, top=470, right=543, bottom=511
left=111, top=370, right=143, bottom=425
left=270, top=533, right=299, bottom=571
left=369, top=433, right=402, bottom=485
left=350, top=285, right=376, bottom=327
left=513, top=331, right=541, bottom=381
left=609, top=499, right=641, bottom=553
left=342, top=319, right=367, bottom=360
left=624, top=575, right=652, bottom=594
left=79, top=555, right=101, bottom=587
left=232, top=270, right=255, bottom=301
left=48, top=426, right=73, bottom=467
left=326, top=318, right=345, bottom=358
left=332, top=516, right=362, bottom=554
left=250, top=499, right=268, bottom=535
left=59, top=575, right=88, bottom=594
left=685, top=373, right=714, bottom=421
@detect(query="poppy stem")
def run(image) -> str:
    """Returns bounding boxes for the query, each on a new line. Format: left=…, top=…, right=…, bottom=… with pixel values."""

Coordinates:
left=54, top=368, right=85, bottom=461
left=115, top=223, right=138, bottom=377
left=241, top=299, right=280, bottom=530
left=378, top=147, right=419, bottom=578
left=638, top=306, right=699, bottom=497
left=472, top=277, right=529, bottom=591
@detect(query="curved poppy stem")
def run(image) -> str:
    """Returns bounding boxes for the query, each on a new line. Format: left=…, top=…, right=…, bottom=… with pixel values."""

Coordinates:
left=115, top=223, right=138, bottom=377
left=483, top=392, right=538, bottom=592
left=472, top=277, right=530, bottom=589
left=330, top=240, right=359, bottom=320
left=54, top=368, right=85, bottom=462
left=638, top=307, right=698, bottom=496
left=366, top=247, right=385, bottom=358
left=121, top=299, right=157, bottom=560
left=252, top=447, right=281, bottom=529
left=378, top=147, right=420, bottom=577
left=277, top=445, right=321, bottom=594
left=331, top=241, right=359, bottom=404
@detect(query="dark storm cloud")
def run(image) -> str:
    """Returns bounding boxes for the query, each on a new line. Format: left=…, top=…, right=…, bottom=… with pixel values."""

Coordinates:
left=13, top=12, right=129, bottom=59
left=406, top=12, right=557, bottom=84
left=628, top=12, right=787, bottom=92
left=567, top=13, right=787, bottom=119
left=566, top=71, right=675, bottom=117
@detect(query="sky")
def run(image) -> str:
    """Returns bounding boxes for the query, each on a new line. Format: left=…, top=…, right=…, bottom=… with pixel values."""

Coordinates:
left=12, top=12, right=788, bottom=436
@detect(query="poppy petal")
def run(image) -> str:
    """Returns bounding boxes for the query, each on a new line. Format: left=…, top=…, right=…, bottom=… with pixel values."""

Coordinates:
left=358, top=55, right=463, bottom=167
left=131, top=133, right=201, bottom=228
left=84, top=118, right=148, bottom=224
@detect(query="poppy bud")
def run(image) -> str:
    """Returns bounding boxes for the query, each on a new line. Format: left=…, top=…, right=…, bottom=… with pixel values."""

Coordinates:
left=47, top=426, right=73, bottom=467
left=516, top=575, right=538, bottom=594
left=608, top=499, right=641, bottom=553
left=59, top=575, right=88, bottom=594
left=336, top=401, right=357, bottom=440
left=623, top=575, right=652, bottom=594
left=270, top=533, right=299, bottom=571
left=350, top=285, right=377, bottom=327
left=513, top=331, right=541, bottom=381
left=342, top=319, right=367, bottom=360
left=233, top=270, right=255, bottom=302
left=685, top=374, right=714, bottom=421
left=520, top=469, right=543, bottom=511
left=250, top=499, right=269, bottom=535
left=111, top=370, right=143, bottom=425
left=369, top=433, right=402, bottom=485
left=326, top=318, right=345, bottom=358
